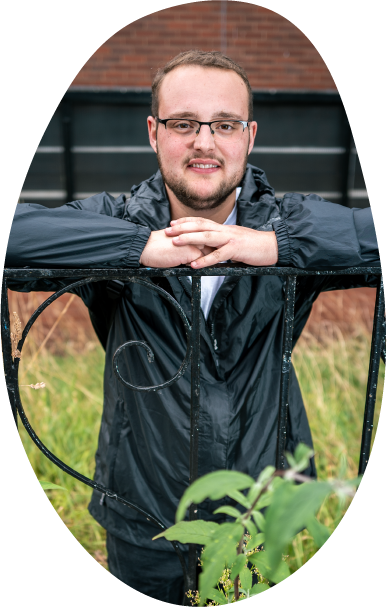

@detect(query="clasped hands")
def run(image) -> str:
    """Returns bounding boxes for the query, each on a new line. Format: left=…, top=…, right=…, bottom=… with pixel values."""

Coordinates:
left=139, top=217, right=279, bottom=268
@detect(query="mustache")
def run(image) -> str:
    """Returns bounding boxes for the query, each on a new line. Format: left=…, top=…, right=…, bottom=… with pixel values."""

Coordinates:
left=183, top=155, right=225, bottom=167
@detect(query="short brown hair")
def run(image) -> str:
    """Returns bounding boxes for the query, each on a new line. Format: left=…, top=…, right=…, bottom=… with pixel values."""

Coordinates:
left=151, top=50, right=253, bottom=120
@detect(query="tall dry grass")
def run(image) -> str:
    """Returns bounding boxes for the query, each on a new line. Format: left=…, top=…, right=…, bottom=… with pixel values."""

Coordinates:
left=6, top=287, right=384, bottom=575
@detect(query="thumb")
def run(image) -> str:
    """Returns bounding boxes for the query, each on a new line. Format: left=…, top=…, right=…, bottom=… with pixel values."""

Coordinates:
left=182, top=245, right=205, bottom=265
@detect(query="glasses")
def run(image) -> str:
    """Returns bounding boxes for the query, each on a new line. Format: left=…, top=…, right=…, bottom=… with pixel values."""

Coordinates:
left=157, top=118, right=250, bottom=142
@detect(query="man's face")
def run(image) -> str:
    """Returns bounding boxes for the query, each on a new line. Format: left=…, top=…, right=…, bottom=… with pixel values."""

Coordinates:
left=148, top=66, right=257, bottom=211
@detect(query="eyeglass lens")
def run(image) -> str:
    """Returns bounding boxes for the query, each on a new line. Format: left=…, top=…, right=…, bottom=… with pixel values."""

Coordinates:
left=165, top=120, right=246, bottom=141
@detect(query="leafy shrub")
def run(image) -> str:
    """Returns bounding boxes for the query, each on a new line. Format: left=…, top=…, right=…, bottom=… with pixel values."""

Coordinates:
left=154, top=445, right=360, bottom=604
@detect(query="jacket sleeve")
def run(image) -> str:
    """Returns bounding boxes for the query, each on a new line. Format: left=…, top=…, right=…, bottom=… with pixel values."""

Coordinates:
left=5, top=192, right=151, bottom=269
left=273, top=193, right=379, bottom=268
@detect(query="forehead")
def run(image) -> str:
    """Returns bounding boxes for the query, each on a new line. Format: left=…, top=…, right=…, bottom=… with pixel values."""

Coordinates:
left=158, top=65, right=249, bottom=118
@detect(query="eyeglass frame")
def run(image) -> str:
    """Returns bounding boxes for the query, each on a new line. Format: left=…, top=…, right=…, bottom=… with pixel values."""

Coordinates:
left=156, top=117, right=250, bottom=136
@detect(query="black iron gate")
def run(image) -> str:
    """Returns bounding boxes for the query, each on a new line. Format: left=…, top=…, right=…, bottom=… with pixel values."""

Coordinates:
left=1, top=265, right=384, bottom=603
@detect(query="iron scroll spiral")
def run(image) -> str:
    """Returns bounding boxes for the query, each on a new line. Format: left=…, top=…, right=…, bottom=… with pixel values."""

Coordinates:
left=112, top=277, right=192, bottom=392
left=6, top=276, right=190, bottom=587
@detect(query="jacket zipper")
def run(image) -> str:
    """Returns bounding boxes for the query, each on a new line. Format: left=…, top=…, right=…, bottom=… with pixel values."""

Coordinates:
left=210, top=321, right=219, bottom=367
left=211, top=322, right=218, bottom=351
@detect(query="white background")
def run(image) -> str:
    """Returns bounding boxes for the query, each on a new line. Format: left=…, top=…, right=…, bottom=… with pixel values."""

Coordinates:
left=0, top=1, right=386, bottom=605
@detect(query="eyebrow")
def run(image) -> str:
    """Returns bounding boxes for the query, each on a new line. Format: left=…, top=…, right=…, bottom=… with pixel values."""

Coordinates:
left=165, top=111, right=245, bottom=120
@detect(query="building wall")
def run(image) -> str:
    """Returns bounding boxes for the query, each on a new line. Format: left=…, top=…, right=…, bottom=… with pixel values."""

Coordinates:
left=71, top=1, right=336, bottom=91
left=25, top=2, right=368, bottom=209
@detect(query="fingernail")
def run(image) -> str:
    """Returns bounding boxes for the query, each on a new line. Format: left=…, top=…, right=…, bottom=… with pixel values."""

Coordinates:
left=191, top=261, right=198, bottom=267
left=165, top=227, right=173, bottom=233
left=170, top=220, right=176, bottom=225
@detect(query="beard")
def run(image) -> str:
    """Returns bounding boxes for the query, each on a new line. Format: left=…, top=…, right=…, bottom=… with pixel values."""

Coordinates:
left=157, top=149, right=248, bottom=211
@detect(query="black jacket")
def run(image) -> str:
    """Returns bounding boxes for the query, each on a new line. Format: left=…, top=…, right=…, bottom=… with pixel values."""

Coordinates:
left=5, top=164, right=379, bottom=551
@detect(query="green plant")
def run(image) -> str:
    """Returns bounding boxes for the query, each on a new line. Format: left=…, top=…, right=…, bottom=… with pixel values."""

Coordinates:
left=154, top=445, right=360, bottom=604
left=40, top=480, right=67, bottom=491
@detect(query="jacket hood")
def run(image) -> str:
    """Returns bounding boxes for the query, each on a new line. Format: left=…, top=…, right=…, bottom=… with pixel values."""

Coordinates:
left=122, top=163, right=280, bottom=231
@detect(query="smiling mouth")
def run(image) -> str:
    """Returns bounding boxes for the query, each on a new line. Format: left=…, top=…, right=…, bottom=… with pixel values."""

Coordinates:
left=187, top=160, right=221, bottom=172
left=191, top=163, right=219, bottom=169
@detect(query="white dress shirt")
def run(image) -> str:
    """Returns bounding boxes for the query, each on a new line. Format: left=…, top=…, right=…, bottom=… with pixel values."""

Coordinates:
left=189, top=187, right=241, bottom=319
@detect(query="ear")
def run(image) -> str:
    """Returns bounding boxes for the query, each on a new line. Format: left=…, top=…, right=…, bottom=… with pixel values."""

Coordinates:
left=147, top=116, right=158, bottom=154
left=247, top=121, right=258, bottom=155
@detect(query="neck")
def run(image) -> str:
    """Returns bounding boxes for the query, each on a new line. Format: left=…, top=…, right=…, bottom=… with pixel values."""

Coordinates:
left=166, top=185, right=237, bottom=224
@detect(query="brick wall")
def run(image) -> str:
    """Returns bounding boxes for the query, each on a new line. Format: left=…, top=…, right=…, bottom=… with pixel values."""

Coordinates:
left=71, top=1, right=336, bottom=91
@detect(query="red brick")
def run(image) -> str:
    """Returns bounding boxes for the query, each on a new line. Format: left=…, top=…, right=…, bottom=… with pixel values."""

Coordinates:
left=71, top=2, right=335, bottom=90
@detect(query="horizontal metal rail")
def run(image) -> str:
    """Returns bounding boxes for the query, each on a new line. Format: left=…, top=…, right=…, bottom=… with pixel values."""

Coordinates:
left=1, top=264, right=384, bottom=604
left=3, top=265, right=382, bottom=279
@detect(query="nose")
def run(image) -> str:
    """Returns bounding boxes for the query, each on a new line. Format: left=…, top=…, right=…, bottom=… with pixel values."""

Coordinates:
left=193, top=124, right=216, bottom=153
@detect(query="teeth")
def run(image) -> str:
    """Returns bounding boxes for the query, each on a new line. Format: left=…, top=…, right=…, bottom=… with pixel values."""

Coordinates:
left=191, top=163, right=218, bottom=168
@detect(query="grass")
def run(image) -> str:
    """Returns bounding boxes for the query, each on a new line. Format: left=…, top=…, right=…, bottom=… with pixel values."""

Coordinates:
left=11, top=291, right=384, bottom=579
left=287, top=326, right=384, bottom=572
left=17, top=343, right=109, bottom=567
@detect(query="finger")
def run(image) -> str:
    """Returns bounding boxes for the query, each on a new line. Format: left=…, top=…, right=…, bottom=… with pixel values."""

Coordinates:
left=170, top=216, right=217, bottom=226
left=190, top=243, right=235, bottom=269
left=180, top=246, right=204, bottom=266
left=166, top=220, right=223, bottom=236
left=171, top=232, right=229, bottom=247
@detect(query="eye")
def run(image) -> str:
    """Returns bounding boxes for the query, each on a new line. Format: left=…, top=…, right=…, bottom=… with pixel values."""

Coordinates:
left=170, top=120, right=196, bottom=131
left=215, top=121, right=236, bottom=132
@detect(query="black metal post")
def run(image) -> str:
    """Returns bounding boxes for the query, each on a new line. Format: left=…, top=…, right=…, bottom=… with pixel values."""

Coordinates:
left=276, top=275, right=297, bottom=469
left=358, top=277, right=385, bottom=475
left=1, top=278, right=18, bottom=426
left=185, top=276, right=201, bottom=601
left=341, top=112, right=352, bottom=207
left=61, top=101, right=74, bottom=203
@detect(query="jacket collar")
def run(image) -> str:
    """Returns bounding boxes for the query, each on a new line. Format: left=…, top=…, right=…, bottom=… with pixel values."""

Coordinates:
left=122, top=163, right=279, bottom=231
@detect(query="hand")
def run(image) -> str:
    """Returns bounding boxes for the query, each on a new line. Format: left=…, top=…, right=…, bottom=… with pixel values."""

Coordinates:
left=165, top=217, right=279, bottom=269
left=139, top=229, right=206, bottom=267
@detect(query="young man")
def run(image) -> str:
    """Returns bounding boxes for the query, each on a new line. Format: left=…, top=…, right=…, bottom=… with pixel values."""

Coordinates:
left=6, top=51, right=379, bottom=604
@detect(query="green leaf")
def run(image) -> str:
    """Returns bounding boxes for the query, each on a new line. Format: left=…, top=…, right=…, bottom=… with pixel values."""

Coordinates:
left=244, top=518, right=257, bottom=538
left=176, top=471, right=254, bottom=522
left=285, top=453, right=297, bottom=468
left=229, top=489, right=251, bottom=509
left=247, top=466, right=276, bottom=503
left=202, top=523, right=244, bottom=567
left=257, top=465, right=276, bottom=485
left=239, top=566, right=252, bottom=591
left=294, top=443, right=314, bottom=465
left=250, top=583, right=270, bottom=596
left=199, top=558, right=226, bottom=603
left=200, top=523, right=244, bottom=600
left=254, top=491, right=273, bottom=510
left=152, top=520, right=219, bottom=544
left=248, top=551, right=290, bottom=584
left=306, top=517, right=331, bottom=548
left=40, top=481, right=67, bottom=491
left=230, top=553, right=247, bottom=581
left=264, top=480, right=332, bottom=571
left=252, top=510, right=266, bottom=532
left=205, top=588, right=228, bottom=605
left=246, top=532, right=265, bottom=552
left=285, top=443, right=314, bottom=473
left=252, top=476, right=284, bottom=511
left=213, top=505, right=242, bottom=519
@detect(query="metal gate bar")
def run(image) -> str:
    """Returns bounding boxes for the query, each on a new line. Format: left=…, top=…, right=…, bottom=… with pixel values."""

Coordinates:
left=187, top=276, right=201, bottom=599
left=1, top=264, right=384, bottom=602
left=276, top=275, right=297, bottom=469
left=359, top=277, right=385, bottom=475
